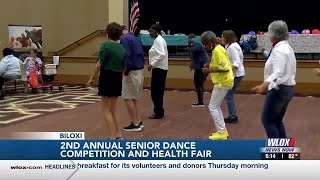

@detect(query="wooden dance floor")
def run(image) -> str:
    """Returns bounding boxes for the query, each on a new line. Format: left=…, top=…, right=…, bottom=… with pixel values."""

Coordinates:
left=0, top=88, right=319, bottom=159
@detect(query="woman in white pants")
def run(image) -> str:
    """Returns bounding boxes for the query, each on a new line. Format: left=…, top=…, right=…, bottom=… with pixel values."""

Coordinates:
left=201, top=31, right=234, bottom=140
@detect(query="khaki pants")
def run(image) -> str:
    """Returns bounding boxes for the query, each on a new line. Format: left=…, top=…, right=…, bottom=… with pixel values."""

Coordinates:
left=122, top=70, right=144, bottom=100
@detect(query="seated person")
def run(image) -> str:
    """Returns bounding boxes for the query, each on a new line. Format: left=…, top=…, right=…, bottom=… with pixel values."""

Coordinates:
left=0, top=48, right=21, bottom=100
left=23, top=49, right=42, bottom=93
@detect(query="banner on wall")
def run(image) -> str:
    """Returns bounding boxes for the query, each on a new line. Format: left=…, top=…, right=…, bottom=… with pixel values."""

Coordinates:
left=8, top=24, right=42, bottom=50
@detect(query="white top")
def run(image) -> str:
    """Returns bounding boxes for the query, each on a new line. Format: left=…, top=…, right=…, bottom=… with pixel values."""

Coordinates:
left=149, top=35, right=168, bottom=70
left=24, top=57, right=43, bottom=76
left=264, top=40, right=296, bottom=91
left=226, top=43, right=245, bottom=77
left=0, top=55, right=21, bottom=79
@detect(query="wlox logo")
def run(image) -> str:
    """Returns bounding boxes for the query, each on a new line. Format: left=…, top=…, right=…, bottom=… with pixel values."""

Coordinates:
left=266, top=138, right=296, bottom=147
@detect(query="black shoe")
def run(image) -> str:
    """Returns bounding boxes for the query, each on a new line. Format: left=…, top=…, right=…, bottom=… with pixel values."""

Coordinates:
left=224, top=117, right=238, bottom=124
left=148, top=114, right=163, bottom=119
left=138, top=121, right=144, bottom=129
left=123, top=122, right=143, bottom=132
left=192, top=102, right=205, bottom=107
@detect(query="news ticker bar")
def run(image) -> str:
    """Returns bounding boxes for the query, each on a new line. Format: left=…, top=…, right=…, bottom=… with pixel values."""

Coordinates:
left=2, top=160, right=320, bottom=179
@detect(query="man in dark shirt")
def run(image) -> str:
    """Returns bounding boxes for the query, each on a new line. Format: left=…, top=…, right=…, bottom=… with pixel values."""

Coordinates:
left=121, top=25, right=145, bottom=132
left=188, top=34, right=209, bottom=107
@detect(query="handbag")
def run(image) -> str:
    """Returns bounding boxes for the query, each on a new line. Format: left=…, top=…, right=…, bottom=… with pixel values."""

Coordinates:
left=29, top=64, right=39, bottom=88
left=29, top=71, right=39, bottom=88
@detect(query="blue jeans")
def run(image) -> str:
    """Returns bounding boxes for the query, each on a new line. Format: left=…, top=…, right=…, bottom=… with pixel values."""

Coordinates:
left=261, top=85, right=294, bottom=138
left=225, top=76, right=243, bottom=119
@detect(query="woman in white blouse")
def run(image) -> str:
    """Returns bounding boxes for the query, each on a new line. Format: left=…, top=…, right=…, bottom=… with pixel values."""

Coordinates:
left=147, top=24, right=169, bottom=119
left=221, top=30, right=245, bottom=123
left=252, top=20, right=296, bottom=138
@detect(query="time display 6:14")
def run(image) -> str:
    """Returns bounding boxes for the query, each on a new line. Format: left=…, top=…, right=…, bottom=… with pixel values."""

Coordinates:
left=262, top=153, right=279, bottom=160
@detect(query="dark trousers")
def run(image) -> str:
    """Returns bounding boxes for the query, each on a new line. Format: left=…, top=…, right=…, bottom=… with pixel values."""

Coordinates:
left=261, top=85, right=294, bottom=138
left=193, top=69, right=207, bottom=104
left=0, top=76, right=5, bottom=98
left=151, top=68, right=168, bottom=117
left=225, top=76, right=243, bottom=118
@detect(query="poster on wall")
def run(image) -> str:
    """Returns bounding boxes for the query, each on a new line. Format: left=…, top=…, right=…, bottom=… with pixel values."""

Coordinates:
left=8, top=25, right=42, bottom=50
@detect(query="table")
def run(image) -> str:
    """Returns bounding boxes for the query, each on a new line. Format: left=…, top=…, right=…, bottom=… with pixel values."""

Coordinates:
left=241, top=34, right=320, bottom=53
left=140, top=35, right=201, bottom=46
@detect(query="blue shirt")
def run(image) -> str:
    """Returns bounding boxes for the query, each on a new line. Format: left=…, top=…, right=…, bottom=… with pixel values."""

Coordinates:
left=120, top=33, right=145, bottom=75
left=0, top=55, right=21, bottom=79
left=189, top=42, right=209, bottom=70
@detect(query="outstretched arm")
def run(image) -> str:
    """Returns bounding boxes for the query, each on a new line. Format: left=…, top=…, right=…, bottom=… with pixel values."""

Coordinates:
left=86, top=60, right=101, bottom=87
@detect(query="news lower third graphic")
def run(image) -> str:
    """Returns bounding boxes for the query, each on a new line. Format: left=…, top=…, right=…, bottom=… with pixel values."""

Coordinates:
left=2, top=132, right=301, bottom=160
left=0, top=132, right=309, bottom=179
left=1, top=132, right=267, bottom=160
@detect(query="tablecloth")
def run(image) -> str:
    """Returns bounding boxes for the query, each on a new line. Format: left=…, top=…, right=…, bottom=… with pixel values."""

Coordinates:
left=140, top=35, right=201, bottom=46
left=241, top=34, right=320, bottom=53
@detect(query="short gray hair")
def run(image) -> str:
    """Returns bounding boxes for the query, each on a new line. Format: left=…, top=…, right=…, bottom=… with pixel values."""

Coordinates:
left=201, top=31, right=217, bottom=44
left=268, top=20, right=289, bottom=41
